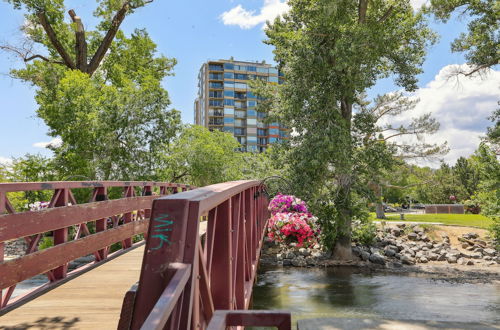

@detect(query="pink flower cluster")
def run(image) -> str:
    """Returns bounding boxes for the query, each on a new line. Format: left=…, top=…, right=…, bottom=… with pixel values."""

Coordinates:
left=267, top=195, right=320, bottom=248
left=268, top=193, right=308, bottom=214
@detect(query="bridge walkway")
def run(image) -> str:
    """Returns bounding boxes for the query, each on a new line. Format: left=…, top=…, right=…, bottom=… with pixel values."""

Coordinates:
left=0, top=245, right=144, bottom=329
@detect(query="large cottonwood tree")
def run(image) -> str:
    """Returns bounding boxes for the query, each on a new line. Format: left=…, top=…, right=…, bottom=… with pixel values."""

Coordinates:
left=1, top=0, right=181, bottom=180
left=264, top=0, right=435, bottom=258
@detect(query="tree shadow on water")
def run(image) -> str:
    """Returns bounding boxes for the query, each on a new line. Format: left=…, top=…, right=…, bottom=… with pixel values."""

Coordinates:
left=0, top=317, right=80, bottom=330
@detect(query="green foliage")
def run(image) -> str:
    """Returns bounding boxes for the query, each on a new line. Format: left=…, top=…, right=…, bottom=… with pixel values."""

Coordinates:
left=428, top=0, right=499, bottom=74
left=161, top=125, right=244, bottom=187
left=351, top=220, right=377, bottom=246
left=262, top=0, right=435, bottom=252
left=4, top=154, right=58, bottom=211
left=4, top=1, right=181, bottom=181
left=490, top=218, right=500, bottom=250
left=369, top=213, right=493, bottom=229
left=454, top=156, right=479, bottom=198
left=38, top=236, right=54, bottom=250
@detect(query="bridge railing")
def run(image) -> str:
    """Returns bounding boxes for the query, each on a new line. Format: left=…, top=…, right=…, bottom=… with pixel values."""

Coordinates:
left=119, top=180, right=290, bottom=330
left=0, top=181, right=193, bottom=311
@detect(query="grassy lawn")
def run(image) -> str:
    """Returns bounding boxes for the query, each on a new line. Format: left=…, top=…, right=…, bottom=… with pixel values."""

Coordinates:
left=369, top=213, right=493, bottom=229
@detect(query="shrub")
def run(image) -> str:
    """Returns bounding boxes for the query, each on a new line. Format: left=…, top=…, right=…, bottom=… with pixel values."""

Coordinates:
left=38, top=236, right=54, bottom=250
left=351, top=219, right=376, bottom=246
left=490, top=218, right=500, bottom=251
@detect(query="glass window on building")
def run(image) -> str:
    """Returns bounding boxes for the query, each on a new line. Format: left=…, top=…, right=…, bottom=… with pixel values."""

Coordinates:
left=209, top=73, right=223, bottom=79
left=209, top=64, right=223, bottom=71
left=209, top=82, right=223, bottom=88
left=234, top=128, right=245, bottom=135
left=224, top=63, right=234, bottom=70
left=257, top=129, right=267, bottom=136
left=209, top=91, right=223, bottom=98
left=247, top=110, right=257, bottom=117
left=246, top=66, right=257, bottom=72
left=269, top=128, right=279, bottom=135
left=247, top=145, right=258, bottom=152
left=247, top=136, right=258, bottom=143
left=269, top=137, right=278, bottom=143
left=247, top=100, right=257, bottom=107
left=269, top=68, right=278, bottom=74
left=257, top=112, right=266, bottom=119
left=224, top=81, right=234, bottom=88
left=234, top=119, right=245, bottom=127
left=237, top=136, right=246, bottom=144
left=224, top=99, right=235, bottom=106
left=224, top=90, right=234, bottom=98
left=235, top=92, right=246, bottom=99
left=269, top=76, right=279, bottom=83
left=247, top=91, right=256, bottom=99
left=235, top=82, right=247, bottom=89
left=223, top=127, right=234, bottom=133
left=235, top=110, right=246, bottom=118
left=257, top=67, right=268, bottom=74
left=209, top=100, right=223, bottom=106
left=247, top=118, right=257, bottom=125
left=224, top=107, right=234, bottom=115
left=235, top=73, right=248, bottom=80
left=224, top=117, right=234, bottom=124
left=224, top=72, right=234, bottom=79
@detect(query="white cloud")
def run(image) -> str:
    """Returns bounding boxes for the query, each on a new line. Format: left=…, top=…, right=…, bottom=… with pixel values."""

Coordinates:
left=220, top=0, right=289, bottom=29
left=392, top=64, right=499, bottom=166
left=221, top=0, right=426, bottom=29
left=410, top=0, right=428, bottom=10
left=33, top=137, right=62, bottom=149
left=0, top=156, right=12, bottom=166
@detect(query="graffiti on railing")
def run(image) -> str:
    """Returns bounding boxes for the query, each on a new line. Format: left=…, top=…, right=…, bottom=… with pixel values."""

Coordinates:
left=150, top=213, right=174, bottom=250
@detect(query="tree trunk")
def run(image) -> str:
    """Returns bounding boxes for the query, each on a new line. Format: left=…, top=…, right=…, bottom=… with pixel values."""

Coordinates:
left=375, top=202, right=385, bottom=219
left=374, top=183, right=386, bottom=219
left=332, top=99, right=353, bottom=260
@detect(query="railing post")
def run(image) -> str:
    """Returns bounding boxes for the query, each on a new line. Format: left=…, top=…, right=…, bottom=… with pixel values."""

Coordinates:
left=210, top=199, right=233, bottom=310
left=122, top=186, right=135, bottom=249
left=93, top=187, right=108, bottom=261
left=51, top=188, right=69, bottom=280
left=143, top=186, right=152, bottom=220
left=130, top=197, right=191, bottom=329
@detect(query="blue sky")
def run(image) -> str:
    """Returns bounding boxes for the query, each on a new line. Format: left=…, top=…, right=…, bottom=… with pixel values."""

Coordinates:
left=0, top=0, right=498, bottom=166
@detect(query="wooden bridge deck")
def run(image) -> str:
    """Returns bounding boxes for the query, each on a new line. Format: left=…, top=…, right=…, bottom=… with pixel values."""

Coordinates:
left=0, top=245, right=145, bottom=329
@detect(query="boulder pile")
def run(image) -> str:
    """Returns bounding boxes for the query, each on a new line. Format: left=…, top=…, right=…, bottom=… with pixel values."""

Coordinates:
left=262, top=223, right=500, bottom=268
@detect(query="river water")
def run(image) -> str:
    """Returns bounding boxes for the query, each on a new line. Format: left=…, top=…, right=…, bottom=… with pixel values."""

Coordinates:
left=252, top=266, right=500, bottom=324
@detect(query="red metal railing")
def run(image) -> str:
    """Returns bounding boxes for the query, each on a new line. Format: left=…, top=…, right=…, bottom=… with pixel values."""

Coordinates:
left=0, top=181, right=192, bottom=310
left=119, top=180, right=291, bottom=329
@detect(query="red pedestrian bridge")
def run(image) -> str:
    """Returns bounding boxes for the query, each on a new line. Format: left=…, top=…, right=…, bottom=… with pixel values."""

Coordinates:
left=0, top=180, right=291, bottom=329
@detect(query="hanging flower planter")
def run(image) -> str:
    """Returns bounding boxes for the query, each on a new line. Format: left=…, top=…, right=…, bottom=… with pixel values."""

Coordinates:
left=267, top=194, right=320, bottom=248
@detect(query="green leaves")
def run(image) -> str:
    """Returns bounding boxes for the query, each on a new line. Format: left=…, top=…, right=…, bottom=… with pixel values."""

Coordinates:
left=429, top=0, right=499, bottom=75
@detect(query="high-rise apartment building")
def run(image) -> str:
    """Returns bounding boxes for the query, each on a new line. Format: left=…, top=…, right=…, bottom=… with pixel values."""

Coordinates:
left=194, top=59, right=288, bottom=152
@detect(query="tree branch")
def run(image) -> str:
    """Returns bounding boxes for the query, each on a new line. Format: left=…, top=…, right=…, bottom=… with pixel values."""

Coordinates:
left=87, top=2, right=130, bottom=75
left=0, top=45, right=64, bottom=65
left=36, top=11, right=76, bottom=69
left=25, top=54, right=64, bottom=64
left=68, top=9, right=88, bottom=72
left=377, top=6, right=394, bottom=23
left=358, top=0, right=368, bottom=24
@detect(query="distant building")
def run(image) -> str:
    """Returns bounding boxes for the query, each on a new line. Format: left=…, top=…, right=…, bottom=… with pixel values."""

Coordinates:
left=194, top=59, right=288, bottom=152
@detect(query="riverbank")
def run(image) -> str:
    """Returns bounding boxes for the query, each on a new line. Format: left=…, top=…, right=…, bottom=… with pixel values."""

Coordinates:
left=260, top=222, right=500, bottom=283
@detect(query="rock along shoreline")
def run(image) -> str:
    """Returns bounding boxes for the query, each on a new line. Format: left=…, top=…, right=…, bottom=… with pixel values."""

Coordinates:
left=260, top=223, right=500, bottom=283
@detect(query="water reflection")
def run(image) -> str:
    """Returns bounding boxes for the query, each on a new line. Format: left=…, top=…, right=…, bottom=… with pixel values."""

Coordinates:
left=252, top=266, right=500, bottom=323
